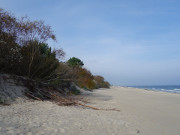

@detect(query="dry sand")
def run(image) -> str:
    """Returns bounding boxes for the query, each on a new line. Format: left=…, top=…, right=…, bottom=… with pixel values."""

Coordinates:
left=0, top=86, right=180, bottom=135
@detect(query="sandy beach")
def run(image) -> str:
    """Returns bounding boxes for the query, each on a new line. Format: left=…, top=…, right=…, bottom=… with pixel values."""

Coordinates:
left=0, top=86, right=180, bottom=135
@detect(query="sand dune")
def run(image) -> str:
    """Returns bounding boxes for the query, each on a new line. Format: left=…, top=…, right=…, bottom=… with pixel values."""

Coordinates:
left=0, top=87, right=180, bottom=135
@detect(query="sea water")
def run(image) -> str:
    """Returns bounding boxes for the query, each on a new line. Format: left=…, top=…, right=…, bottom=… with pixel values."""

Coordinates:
left=128, top=85, right=180, bottom=93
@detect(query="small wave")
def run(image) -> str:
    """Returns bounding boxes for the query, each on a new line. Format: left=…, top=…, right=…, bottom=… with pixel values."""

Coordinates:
left=130, top=86, right=180, bottom=93
left=165, top=89, right=180, bottom=93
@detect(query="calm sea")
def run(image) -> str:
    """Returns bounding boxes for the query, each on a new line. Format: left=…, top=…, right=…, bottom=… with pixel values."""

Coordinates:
left=128, top=85, right=180, bottom=93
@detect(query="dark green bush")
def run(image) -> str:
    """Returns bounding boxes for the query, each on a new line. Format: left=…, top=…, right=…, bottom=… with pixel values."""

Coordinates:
left=67, top=57, right=84, bottom=68
left=0, top=31, right=22, bottom=73
left=20, top=41, right=59, bottom=79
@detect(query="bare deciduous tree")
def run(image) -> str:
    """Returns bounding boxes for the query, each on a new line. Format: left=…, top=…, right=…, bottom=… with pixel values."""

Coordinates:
left=0, top=8, right=56, bottom=45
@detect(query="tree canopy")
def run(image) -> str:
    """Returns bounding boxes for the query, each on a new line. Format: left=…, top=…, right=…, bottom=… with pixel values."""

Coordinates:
left=0, top=8, right=56, bottom=45
left=67, top=57, right=84, bottom=68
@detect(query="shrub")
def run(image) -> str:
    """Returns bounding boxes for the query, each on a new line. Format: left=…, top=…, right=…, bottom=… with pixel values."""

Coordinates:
left=66, top=57, right=110, bottom=90
left=48, top=62, right=74, bottom=89
left=20, top=41, right=60, bottom=79
left=75, top=67, right=97, bottom=90
left=0, top=31, right=22, bottom=73
left=0, top=8, right=58, bottom=78
left=94, top=75, right=110, bottom=88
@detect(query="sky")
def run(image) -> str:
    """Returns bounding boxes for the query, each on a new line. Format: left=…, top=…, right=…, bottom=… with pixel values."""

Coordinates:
left=1, top=0, right=180, bottom=86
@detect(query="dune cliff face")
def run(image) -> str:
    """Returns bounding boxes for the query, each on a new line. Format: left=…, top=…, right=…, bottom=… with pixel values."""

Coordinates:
left=0, top=74, right=28, bottom=104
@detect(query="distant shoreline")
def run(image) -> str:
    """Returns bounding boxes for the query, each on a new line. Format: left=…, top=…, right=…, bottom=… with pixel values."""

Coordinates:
left=112, top=85, right=180, bottom=94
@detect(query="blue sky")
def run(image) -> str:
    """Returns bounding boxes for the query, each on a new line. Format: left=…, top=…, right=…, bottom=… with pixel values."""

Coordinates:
left=1, top=0, right=180, bottom=85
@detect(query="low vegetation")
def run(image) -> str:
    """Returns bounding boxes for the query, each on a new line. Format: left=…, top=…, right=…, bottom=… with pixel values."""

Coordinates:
left=0, top=8, right=110, bottom=104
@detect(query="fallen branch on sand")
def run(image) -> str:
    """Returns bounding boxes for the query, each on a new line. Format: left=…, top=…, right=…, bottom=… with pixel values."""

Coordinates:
left=4, top=74, right=118, bottom=111
left=48, top=92, right=120, bottom=112
left=25, top=89, right=120, bottom=112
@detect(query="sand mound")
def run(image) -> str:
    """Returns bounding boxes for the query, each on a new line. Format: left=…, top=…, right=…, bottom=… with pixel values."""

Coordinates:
left=0, top=74, right=28, bottom=104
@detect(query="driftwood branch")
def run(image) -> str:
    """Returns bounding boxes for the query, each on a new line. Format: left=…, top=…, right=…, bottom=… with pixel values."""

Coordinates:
left=49, top=92, right=120, bottom=112
left=23, top=78, right=120, bottom=112
left=25, top=92, right=42, bottom=101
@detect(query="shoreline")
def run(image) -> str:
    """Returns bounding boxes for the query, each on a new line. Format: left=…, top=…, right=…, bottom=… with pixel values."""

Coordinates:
left=114, top=86, right=180, bottom=95
left=1, top=86, right=180, bottom=135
